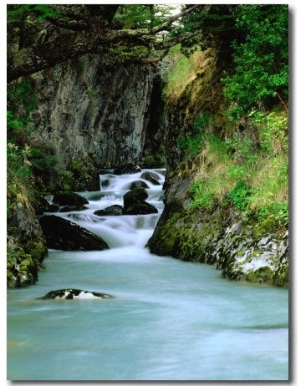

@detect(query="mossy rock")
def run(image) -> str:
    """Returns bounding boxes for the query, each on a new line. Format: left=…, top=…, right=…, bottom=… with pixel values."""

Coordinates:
left=122, top=201, right=158, bottom=215
left=7, top=241, right=40, bottom=288
left=245, top=266, right=274, bottom=284
left=94, top=205, right=123, bottom=216
left=122, top=187, right=157, bottom=215
left=52, top=192, right=88, bottom=206
left=27, top=240, right=48, bottom=262
left=273, top=265, right=289, bottom=287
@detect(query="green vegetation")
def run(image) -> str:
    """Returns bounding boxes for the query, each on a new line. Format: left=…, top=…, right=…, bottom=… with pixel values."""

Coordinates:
left=163, top=4, right=288, bottom=235
left=187, top=108, right=288, bottom=232
left=222, top=4, right=288, bottom=119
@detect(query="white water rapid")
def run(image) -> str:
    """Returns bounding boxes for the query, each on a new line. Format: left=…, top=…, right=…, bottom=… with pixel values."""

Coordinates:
left=7, top=168, right=289, bottom=381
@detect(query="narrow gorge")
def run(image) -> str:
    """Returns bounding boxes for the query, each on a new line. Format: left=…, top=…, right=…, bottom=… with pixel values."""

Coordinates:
left=7, top=4, right=289, bottom=381
left=8, top=47, right=288, bottom=288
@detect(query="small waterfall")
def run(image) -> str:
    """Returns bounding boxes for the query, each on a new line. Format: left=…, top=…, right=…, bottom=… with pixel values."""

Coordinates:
left=46, top=168, right=165, bottom=249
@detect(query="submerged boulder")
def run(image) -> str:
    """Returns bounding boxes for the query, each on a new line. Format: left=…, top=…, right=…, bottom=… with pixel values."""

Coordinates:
left=39, top=215, right=109, bottom=251
left=122, top=187, right=158, bottom=215
left=41, top=288, right=113, bottom=300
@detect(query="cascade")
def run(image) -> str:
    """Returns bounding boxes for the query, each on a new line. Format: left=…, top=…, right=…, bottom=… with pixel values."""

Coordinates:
left=45, top=168, right=166, bottom=249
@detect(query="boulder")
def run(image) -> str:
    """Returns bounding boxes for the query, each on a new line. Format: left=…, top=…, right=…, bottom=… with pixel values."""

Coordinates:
left=123, top=201, right=158, bottom=215
left=122, top=187, right=158, bottom=215
left=41, top=288, right=113, bottom=300
left=94, top=205, right=123, bottom=216
left=39, top=215, right=109, bottom=250
left=141, top=171, right=161, bottom=185
left=130, top=180, right=149, bottom=190
left=52, top=192, right=89, bottom=206
left=114, top=164, right=141, bottom=175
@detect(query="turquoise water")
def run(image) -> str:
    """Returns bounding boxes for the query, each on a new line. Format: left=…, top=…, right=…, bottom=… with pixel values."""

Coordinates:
left=7, top=169, right=289, bottom=381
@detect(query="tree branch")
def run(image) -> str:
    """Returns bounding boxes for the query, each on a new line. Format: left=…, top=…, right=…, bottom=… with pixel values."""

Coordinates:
left=7, top=4, right=200, bottom=82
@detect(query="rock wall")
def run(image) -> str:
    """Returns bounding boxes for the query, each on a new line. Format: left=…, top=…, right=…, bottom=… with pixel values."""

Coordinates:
left=147, top=48, right=289, bottom=287
left=30, top=55, right=165, bottom=169
left=7, top=205, right=48, bottom=287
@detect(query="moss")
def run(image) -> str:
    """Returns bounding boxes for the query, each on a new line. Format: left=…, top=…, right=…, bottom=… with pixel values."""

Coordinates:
left=273, top=265, right=288, bottom=287
left=27, top=240, right=47, bottom=262
left=153, top=209, right=224, bottom=264
left=254, top=215, right=279, bottom=238
left=245, top=266, right=274, bottom=284
left=7, top=237, right=47, bottom=288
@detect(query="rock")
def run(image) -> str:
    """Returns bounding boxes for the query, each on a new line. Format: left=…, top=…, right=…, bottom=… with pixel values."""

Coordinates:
left=114, top=164, right=141, bottom=175
left=34, top=196, right=59, bottom=215
left=123, top=201, right=158, bottom=215
left=41, top=288, right=113, bottom=300
left=130, top=180, right=149, bottom=189
left=122, top=186, right=158, bottom=215
left=52, top=192, right=89, bottom=206
left=7, top=205, right=48, bottom=288
left=124, top=186, right=148, bottom=203
left=94, top=205, right=123, bottom=216
left=141, top=171, right=161, bottom=185
left=39, top=215, right=109, bottom=250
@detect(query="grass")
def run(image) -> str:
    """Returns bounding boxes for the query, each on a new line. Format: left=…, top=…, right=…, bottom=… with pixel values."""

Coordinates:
left=188, top=107, right=288, bottom=230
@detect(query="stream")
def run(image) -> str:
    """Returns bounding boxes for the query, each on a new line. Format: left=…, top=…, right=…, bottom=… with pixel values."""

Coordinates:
left=7, top=168, right=289, bottom=381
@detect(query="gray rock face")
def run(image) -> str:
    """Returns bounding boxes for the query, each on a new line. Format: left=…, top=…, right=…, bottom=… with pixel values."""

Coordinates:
left=30, top=56, right=165, bottom=169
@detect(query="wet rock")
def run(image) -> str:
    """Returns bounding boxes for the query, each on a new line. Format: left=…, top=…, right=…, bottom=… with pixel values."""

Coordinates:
left=41, top=288, right=113, bottom=300
left=122, top=187, right=158, bottom=215
left=52, top=192, right=89, bottom=207
left=148, top=204, right=289, bottom=287
left=35, top=196, right=59, bottom=215
left=7, top=205, right=48, bottom=288
left=130, top=180, right=149, bottom=190
left=94, top=205, right=123, bottom=216
left=39, top=215, right=109, bottom=251
left=123, top=201, right=158, bottom=215
left=141, top=171, right=161, bottom=185
left=114, top=164, right=141, bottom=175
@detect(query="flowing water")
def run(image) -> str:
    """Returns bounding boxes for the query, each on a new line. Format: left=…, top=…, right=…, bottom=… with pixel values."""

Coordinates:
left=7, top=169, right=289, bottom=381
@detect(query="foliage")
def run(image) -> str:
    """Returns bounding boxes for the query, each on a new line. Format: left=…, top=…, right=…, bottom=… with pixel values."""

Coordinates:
left=256, top=202, right=288, bottom=229
left=221, top=4, right=288, bottom=118
left=177, top=111, right=210, bottom=156
left=189, top=179, right=216, bottom=210
left=179, top=5, right=237, bottom=51
left=7, top=142, right=34, bottom=215
left=114, top=5, right=175, bottom=30
left=7, top=4, right=62, bottom=24
left=162, top=48, right=194, bottom=102
left=228, top=181, right=252, bottom=211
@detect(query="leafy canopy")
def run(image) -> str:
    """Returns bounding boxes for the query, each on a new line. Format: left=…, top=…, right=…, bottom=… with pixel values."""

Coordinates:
left=222, top=4, right=288, bottom=118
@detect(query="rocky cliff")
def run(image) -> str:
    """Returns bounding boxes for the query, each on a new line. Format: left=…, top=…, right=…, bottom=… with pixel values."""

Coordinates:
left=30, top=55, right=165, bottom=171
left=147, top=48, right=289, bottom=287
